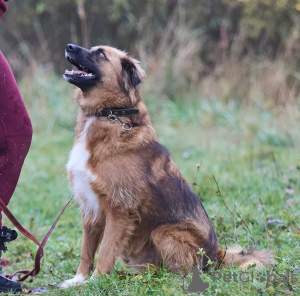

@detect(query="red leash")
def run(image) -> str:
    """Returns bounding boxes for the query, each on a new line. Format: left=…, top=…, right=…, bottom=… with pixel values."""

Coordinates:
left=0, top=196, right=73, bottom=281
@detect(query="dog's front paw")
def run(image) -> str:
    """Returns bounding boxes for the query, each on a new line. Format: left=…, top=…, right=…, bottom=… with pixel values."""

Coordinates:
left=91, top=269, right=100, bottom=279
left=58, top=274, right=86, bottom=288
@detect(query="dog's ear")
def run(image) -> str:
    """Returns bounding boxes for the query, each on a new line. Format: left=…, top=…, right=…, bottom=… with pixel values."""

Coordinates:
left=121, top=56, right=145, bottom=103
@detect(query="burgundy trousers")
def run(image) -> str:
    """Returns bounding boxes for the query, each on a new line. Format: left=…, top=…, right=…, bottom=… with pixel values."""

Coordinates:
left=0, top=51, right=32, bottom=227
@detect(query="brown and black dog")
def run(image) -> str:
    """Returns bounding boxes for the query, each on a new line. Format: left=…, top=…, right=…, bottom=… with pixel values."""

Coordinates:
left=60, top=44, right=273, bottom=287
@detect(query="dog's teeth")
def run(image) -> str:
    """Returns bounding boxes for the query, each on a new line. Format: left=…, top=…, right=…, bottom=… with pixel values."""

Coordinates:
left=71, top=70, right=74, bottom=74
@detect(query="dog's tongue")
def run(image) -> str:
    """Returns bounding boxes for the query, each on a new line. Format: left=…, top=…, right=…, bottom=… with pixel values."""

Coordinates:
left=65, top=69, right=87, bottom=75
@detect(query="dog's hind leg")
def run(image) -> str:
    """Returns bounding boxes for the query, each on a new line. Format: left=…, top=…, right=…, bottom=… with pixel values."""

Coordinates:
left=122, top=244, right=160, bottom=272
left=151, top=221, right=218, bottom=273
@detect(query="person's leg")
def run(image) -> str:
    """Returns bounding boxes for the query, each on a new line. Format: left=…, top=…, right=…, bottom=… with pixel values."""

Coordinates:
left=0, top=51, right=32, bottom=293
left=0, top=51, right=32, bottom=226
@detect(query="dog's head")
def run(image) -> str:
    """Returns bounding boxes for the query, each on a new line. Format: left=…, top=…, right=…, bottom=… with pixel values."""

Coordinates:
left=64, top=44, right=145, bottom=107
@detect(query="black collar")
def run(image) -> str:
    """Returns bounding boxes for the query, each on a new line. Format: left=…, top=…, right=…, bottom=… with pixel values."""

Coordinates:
left=94, top=108, right=139, bottom=118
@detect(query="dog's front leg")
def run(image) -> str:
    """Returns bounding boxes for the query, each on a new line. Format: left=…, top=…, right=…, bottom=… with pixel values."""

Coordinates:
left=92, top=210, right=134, bottom=276
left=59, top=218, right=104, bottom=288
left=76, top=218, right=105, bottom=276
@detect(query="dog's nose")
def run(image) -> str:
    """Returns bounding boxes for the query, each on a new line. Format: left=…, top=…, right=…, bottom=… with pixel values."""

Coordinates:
left=66, top=44, right=77, bottom=52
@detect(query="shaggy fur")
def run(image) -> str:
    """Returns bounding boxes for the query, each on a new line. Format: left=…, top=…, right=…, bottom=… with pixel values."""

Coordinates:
left=61, top=44, right=273, bottom=286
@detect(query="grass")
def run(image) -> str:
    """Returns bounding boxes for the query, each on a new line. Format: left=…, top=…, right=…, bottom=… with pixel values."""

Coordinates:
left=1, top=70, right=299, bottom=295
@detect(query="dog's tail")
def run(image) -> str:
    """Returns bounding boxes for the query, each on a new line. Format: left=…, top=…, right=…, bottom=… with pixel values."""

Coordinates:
left=217, top=245, right=274, bottom=269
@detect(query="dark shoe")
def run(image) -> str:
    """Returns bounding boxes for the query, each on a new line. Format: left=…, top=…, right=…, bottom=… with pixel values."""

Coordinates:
left=0, top=226, right=21, bottom=293
left=0, top=273, right=22, bottom=293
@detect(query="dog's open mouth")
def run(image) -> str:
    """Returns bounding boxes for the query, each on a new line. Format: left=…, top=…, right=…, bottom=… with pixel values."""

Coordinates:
left=64, top=56, right=96, bottom=79
left=63, top=44, right=100, bottom=90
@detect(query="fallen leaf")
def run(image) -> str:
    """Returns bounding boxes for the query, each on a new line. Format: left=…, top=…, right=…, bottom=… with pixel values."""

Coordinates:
left=0, top=258, right=11, bottom=267
left=293, top=267, right=300, bottom=274
left=268, top=219, right=284, bottom=225
left=31, top=287, right=50, bottom=294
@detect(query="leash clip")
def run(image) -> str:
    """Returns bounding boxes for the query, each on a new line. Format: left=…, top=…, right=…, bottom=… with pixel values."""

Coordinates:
left=121, top=123, right=132, bottom=131
left=107, top=110, right=132, bottom=131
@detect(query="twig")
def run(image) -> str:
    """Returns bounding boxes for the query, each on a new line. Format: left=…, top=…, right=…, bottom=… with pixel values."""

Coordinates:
left=216, top=237, right=227, bottom=269
left=212, top=175, right=235, bottom=219
left=258, top=196, right=267, bottom=220
left=212, top=175, right=252, bottom=235
left=192, top=160, right=202, bottom=189
left=190, top=183, right=217, bottom=193
left=271, top=152, right=280, bottom=180
left=234, top=211, right=252, bottom=237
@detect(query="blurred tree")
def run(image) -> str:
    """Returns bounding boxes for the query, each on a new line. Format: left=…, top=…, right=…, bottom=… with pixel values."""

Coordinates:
left=0, top=0, right=299, bottom=82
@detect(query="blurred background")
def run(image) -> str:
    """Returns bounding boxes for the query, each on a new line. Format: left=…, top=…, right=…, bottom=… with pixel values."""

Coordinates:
left=0, top=1, right=299, bottom=294
left=1, top=0, right=300, bottom=147
left=1, top=0, right=300, bottom=106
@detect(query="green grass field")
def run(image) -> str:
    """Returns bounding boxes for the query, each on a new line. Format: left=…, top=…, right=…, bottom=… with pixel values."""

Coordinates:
left=2, top=71, right=299, bottom=295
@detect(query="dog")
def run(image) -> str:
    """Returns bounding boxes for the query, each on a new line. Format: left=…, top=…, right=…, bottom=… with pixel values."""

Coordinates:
left=60, top=44, right=273, bottom=287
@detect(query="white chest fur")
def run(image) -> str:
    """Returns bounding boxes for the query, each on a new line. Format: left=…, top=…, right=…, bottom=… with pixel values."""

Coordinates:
left=67, top=118, right=99, bottom=221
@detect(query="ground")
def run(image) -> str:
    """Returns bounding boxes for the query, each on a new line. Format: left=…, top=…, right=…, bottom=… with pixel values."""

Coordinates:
left=1, top=72, right=299, bottom=295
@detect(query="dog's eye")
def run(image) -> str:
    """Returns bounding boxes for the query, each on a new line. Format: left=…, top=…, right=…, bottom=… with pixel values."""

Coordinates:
left=97, top=50, right=106, bottom=59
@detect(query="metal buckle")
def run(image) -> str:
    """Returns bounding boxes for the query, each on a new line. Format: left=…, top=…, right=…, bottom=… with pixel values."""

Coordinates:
left=108, top=111, right=119, bottom=124
left=107, top=110, right=132, bottom=131
left=108, top=114, right=118, bottom=123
